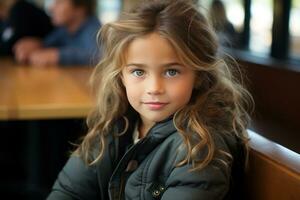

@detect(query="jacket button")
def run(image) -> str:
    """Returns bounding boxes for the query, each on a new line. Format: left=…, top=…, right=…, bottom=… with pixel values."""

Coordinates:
left=159, top=186, right=165, bottom=191
left=152, top=190, right=161, bottom=197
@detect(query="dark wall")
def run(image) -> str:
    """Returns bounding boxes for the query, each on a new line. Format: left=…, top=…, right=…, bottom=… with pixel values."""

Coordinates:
left=240, top=60, right=300, bottom=128
left=238, top=58, right=300, bottom=152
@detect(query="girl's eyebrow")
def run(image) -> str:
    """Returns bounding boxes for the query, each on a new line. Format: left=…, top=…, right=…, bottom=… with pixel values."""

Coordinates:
left=125, top=62, right=183, bottom=68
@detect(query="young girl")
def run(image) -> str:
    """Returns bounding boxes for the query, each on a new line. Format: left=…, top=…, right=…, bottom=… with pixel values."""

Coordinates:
left=47, top=0, right=252, bottom=199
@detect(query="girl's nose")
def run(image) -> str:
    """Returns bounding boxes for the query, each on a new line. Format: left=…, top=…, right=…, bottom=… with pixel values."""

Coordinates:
left=146, top=76, right=165, bottom=95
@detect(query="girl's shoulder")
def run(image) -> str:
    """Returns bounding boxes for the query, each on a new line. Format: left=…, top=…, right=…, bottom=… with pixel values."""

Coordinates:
left=173, top=129, right=244, bottom=166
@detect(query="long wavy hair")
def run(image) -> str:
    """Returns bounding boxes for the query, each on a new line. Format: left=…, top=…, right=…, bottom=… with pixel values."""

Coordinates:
left=75, top=0, right=253, bottom=171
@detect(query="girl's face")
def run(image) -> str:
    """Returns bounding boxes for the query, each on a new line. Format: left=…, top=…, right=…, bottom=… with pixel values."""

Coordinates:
left=122, top=33, right=196, bottom=128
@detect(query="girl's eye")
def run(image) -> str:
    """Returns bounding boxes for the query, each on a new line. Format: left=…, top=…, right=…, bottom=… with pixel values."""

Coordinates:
left=165, top=69, right=179, bottom=77
left=132, top=69, right=145, bottom=77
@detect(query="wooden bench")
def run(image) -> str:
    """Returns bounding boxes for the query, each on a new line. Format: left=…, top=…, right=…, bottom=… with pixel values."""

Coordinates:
left=244, top=130, right=300, bottom=200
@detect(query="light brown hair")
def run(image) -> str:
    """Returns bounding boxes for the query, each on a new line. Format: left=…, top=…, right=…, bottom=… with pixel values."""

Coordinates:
left=75, top=0, right=253, bottom=171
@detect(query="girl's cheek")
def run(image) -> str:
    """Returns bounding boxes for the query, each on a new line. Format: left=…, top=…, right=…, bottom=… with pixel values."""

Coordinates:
left=128, top=76, right=143, bottom=83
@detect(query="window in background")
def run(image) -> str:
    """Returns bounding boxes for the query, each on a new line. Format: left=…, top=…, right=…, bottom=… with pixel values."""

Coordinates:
left=43, top=0, right=53, bottom=10
left=222, top=0, right=244, bottom=35
left=250, top=0, right=273, bottom=54
left=98, top=0, right=121, bottom=24
left=290, top=0, right=300, bottom=59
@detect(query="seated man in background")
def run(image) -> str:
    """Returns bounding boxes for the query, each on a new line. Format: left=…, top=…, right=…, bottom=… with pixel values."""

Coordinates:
left=14, top=0, right=101, bottom=66
left=0, top=0, right=53, bottom=56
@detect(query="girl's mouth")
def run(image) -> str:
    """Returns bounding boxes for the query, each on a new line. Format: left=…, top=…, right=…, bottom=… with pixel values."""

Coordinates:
left=143, top=102, right=168, bottom=110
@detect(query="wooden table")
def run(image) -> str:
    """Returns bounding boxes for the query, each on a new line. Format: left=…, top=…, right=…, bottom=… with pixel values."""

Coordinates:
left=0, top=59, right=94, bottom=120
left=0, top=59, right=95, bottom=197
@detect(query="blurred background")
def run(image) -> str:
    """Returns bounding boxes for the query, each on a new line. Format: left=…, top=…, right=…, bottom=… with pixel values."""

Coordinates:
left=0, top=0, right=299, bottom=199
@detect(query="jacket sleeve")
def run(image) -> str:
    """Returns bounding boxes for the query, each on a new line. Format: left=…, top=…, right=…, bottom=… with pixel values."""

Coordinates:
left=58, top=46, right=99, bottom=66
left=57, top=26, right=101, bottom=66
left=161, top=135, right=234, bottom=200
left=47, top=155, right=100, bottom=200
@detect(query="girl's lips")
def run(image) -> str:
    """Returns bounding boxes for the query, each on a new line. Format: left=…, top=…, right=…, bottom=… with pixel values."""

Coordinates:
left=143, top=102, right=168, bottom=110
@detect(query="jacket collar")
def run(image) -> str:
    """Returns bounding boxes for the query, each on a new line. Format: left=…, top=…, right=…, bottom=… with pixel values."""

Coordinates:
left=145, top=116, right=177, bottom=142
left=109, top=115, right=178, bottom=183
left=116, top=107, right=177, bottom=143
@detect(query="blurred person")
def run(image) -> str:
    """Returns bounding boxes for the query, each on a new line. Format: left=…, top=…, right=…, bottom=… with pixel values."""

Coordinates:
left=14, top=0, right=101, bottom=66
left=0, top=0, right=53, bottom=56
left=208, top=0, right=238, bottom=47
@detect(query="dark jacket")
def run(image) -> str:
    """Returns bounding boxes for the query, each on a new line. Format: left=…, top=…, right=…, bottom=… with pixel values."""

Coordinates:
left=47, top=116, right=245, bottom=200
left=0, top=0, right=53, bottom=56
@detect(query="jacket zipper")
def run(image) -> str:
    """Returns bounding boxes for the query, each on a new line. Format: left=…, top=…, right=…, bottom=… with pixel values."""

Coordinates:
left=118, top=174, right=125, bottom=200
left=118, top=172, right=130, bottom=200
left=115, top=137, right=149, bottom=200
